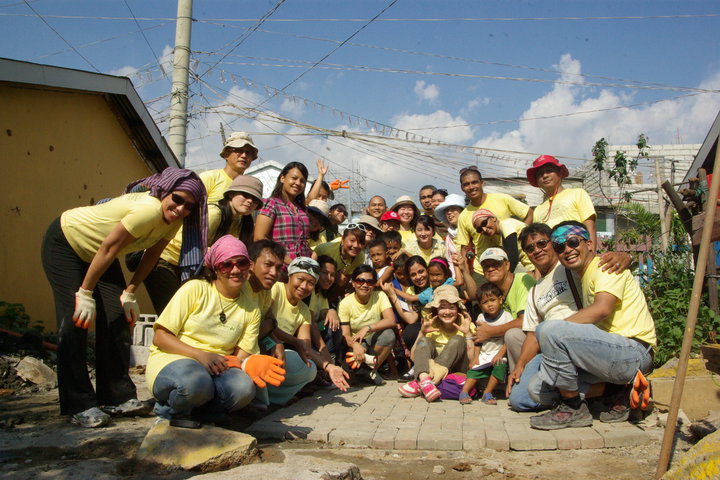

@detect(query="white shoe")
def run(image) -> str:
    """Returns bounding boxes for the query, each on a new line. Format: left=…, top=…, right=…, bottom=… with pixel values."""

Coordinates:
left=71, top=407, right=110, bottom=428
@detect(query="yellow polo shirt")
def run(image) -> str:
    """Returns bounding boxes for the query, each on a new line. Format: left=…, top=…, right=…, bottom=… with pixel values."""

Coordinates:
left=533, top=188, right=596, bottom=228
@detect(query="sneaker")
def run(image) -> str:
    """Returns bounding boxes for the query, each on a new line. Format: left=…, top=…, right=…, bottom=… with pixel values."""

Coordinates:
left=630, top=370, right=651, bottom=410
left=101, top=398, right=151, bottom=416
left=599, top=404, right=630, bottom=423
left=419, top=379, right=441, bottom=402
left=399, top=380, right=421, bottom=398
left=71, top=407, right=111, bottom=428
left=530, top=401, right=593, bottom=430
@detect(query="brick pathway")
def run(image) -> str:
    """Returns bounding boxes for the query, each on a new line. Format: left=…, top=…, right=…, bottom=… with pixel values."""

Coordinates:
left=246, top=382, right=660, bottom=451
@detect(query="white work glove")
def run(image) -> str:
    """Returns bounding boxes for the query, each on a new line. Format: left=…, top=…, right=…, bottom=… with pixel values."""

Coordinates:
left=73, top=288, right=96, bottom=329
left=120, top=290, right=139, bottom=324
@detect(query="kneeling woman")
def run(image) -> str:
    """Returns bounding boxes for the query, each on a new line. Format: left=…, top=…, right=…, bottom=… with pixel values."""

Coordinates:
left=146, top=235, right=285, bottom=422
left=398, top=285, right=473, bottom=402
left=339, top=265, right=398, bottom=383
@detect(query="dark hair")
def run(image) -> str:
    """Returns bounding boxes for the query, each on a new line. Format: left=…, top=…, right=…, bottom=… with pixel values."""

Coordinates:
left=393, top=252, right=410, bottom=270
left=351, top=264, right=377, bottom=282
left=381, top=230, right=402, bottom=245
left=320, top=180, right=334, bottom=200
left=460, top=167, right=482, bottom=182
left=519, top=223, right=553, bottom=249
left=307, top=208, right=330, bottom=241
left=342, top=226, right=367, bottom=246
left=432, top=188, right=448, bottom=198
left=368, top=239, right=387, bottom=251
left=248, top=239, right=286, bottom=262
left=330, top=203, right=348, bottom=214
left=213, top=198, right=255, bottom=245
left=413, top=215, right=436, bottom=233
left=405, top=255, right=429, bottom=291
left=420, top=185, right=437, bottom=193
left=478, top=282, right=503, bottom=300
left=315, top=255, right=337, bottom=294
left=270, top=162, right=308, bottom=209
left=428, top=256, right=451, bottom=279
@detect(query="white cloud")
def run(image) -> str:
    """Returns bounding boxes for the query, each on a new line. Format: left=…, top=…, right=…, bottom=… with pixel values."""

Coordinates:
left=414, top=80, right=439, bottom=103
left=466, top=96, right=490, bottom=111
left=393, top=110, right=473, bottom=144
left=108, top=65, right=138, bottom=77
left=280, top=96, right=306, bottom=116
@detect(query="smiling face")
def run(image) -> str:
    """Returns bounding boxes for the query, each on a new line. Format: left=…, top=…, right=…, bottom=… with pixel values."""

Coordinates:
left=556, top=235, right=593, bottom=273
left=419, top=188, right=435, bottom=211
left=427, top=264, right=447, bottom=288
left=352, top=272, right=376, bottom=299
left=342, top=232, right=364, bottom=258
left=161, top=190, right=196, bottom=224
left=229, top=191, right=259, bottom=216
left=479, top=293, right=502, bottom=318
left=408, top=262, right=429, bottom=289
left=251, top=249, right=283, bottom=290
left=224, top=146, right=257, bottom=176
left=385, top=239, right=401, bottom=257
left=436, top=299, right=459, bottom=326
left=396, top=205, right=415, bottom=225
left=380, top=219, right=400, bottom=232
left=474, top=215, right=498, bottom=236
left=444, top=206, right=462, bottom=227
left=280, top=167, right=307, bottom=200
left=287, top=272, right=317, bottom=302
left=368, top=196, right=387, bottom=219
left=214, top=255, right=252, bottom=293
left=318, top=262, right=336, bottom=291
left=431, top=192, right=446, bottom=209
left=330, top=208, right=347, bottom=225
left=522, top=232, right=557, bottom=275
left=535, top=164, right=564, bottom=194
left=460, top=171, right=484, bottom=204
left=481, top=258, right=510, bottom=286
left=414, top=222, right=434, bottom=247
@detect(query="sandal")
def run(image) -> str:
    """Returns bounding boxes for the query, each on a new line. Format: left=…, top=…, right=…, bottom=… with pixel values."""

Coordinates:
left=629, top=370, right=650, bottom=410
left=101, top=398, right=151, bottom=416
left=481, top=393, right=497, bottom=405
left=419, top=379, right=441, bottom=402
left=459, top=392, right=473, bottom=405
left=71, top=407, right=111, bottom=428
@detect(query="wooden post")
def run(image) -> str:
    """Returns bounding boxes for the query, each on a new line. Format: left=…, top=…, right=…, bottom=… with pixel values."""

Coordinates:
left=655, top=142, right=720, bottom=478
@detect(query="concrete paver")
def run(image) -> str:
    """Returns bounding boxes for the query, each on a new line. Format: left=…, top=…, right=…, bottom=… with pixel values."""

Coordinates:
left=247, top=381, right=658, bottom=452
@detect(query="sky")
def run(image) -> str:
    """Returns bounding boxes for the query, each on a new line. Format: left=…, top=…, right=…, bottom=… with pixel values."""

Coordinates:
left=2, top=0, right=719, bottom=208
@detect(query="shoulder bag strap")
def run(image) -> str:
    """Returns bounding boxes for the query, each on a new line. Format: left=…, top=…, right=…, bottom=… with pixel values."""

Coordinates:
left=565, top=267, right=583, bottom=310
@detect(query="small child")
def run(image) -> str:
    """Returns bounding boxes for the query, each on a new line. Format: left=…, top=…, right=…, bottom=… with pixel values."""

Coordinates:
left=459, top=283, right=513, bottom=405
left=381, top=230, right=403, bottom=259
left=368, top=239, right=391, bottom=279
left=393, top=256, right=454, bottom=307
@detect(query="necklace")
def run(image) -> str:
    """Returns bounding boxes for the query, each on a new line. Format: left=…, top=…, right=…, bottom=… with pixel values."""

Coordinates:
left=215, top=286, right=232, bottom=324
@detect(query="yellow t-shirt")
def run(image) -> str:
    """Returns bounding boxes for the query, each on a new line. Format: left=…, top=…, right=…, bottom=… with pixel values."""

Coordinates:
left=455, top=193, right=530, bottom=274
left=241, top=281, right=275, bottom=315
left=314, top=241, right=366, bottom=277
left=308, top=290, right=330, bottom=323
left=404, top=238, right=447, bottom=264
left=338, top=291, right=392, bottom=335
left=271, top=282, right=311, bottom=336
left=308, top=231, right=328, bottom=251
left=533, top=188, right=596, bottom=228
left=399, top=229, right=415, bottom=243
left=61, top=192, right=180, bottom=263
left=499, top=217, right=534, bottom=271
left=580, top=257, right=657, bottom=346
left=425, top=328, right=467, bottom=355
left=199, top=168, right=233, bottom=203
left=145, top=279, right=261, bottom=391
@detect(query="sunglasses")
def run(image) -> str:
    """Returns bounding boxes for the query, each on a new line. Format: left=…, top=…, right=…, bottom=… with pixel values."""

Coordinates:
left=227, top=147, right=256, bottom=157
left=552, top=236, right=585, bottom=254
left=474, top=217, right=491, bottom=232
left=293, top=260, right=320, bottom=274
left=217, top=258, right=251, bottom=274
left=346, top=223, right=366, bottom=232
left=353, top=277, right=376, bottom=286
left=459, top=165, right=479, bottom=175
left=523, top=239, right=550, bottom=254
left=171, top=192, right=196, bottom=211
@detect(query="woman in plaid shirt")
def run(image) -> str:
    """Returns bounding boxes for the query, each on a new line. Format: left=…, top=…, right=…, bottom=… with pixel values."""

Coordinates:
left=254, top=162, right=313, bottom=269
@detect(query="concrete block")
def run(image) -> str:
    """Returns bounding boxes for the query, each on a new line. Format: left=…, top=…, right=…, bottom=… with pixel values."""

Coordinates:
left=371, top=428, right=398, bottom=449
left=137, top=420, right=257, bottom=472
left=552, top=427, right=604, bottom=450
left=417, top=427, right=463, bottom=450
left=650, top=376, right=720, bottom=421
left=394, top=427, right=418, bottom=450
left=593, top=423, right=653, bottom=448
left=129, top=345, right=149, bottom=367
left=506, top=423, right=556, bottom=451
left=329, top=428, right=374, bottom=447
left=462, top=428, right=487, bottom=450
left=485, top=427, right=510, bottom=451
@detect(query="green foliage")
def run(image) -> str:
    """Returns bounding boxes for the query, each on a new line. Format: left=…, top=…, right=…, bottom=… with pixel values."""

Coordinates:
left=0, top=301, right=43, bottom=333
left=643, top=251, right=720, bottom=367
left=591, top=134, right=648, bottom=211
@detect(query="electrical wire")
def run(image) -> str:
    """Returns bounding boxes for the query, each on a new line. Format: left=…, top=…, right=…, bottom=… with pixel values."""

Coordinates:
left=122, top=0, right=165, bottom=76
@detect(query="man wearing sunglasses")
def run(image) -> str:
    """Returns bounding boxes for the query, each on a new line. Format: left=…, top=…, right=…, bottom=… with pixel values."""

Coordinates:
left=528, top=221, right=656, bottom=430
left=201, top=131, right=259, bottom=203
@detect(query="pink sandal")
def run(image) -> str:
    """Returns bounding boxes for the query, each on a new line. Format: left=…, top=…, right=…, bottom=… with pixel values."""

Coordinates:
left=419, top=379, right=441, bottom=402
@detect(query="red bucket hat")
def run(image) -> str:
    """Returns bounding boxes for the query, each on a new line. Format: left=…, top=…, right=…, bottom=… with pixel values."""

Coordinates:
left=526, top=155, right=569, bottom=187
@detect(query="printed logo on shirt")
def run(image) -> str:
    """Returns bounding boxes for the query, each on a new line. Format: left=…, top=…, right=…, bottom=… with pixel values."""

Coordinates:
left=536, top=280, right=569, bottom=310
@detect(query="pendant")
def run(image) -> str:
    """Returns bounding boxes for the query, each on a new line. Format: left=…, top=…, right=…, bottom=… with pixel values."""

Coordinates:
left=219, top=312, right=227, bottom=324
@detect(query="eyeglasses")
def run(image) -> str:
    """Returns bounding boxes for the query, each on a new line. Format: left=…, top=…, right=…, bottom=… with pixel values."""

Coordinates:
left=523, top=239, right=550, bottom=254
left=293, top=260, right=320, bottom=274
left=171, top=193, right=196, bottom=211
left=217, top=258, right=251, bottom=274
left=459, top=165, right=479, bottom=175
left=552, top=236, right=585, bottom=254
left=474, top=217, right=491, bottom=232
left=227, top=147, right=256, bottom=157
left=346, top=223, right=366, bottom=232
left=353, top=277, right=376, bottom=286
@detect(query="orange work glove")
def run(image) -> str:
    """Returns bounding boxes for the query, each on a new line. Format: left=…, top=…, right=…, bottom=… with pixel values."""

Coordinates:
left=243, top=354, right=286, bottom=388
left=345, top=352, right=361, bottom=369
left=329, top=179, right=350, bottom=190
left=224, top=355, right=243, bottom=369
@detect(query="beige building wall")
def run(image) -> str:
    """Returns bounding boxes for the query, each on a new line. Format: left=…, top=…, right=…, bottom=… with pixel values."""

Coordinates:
left=0, top=83, right=157, bottom=331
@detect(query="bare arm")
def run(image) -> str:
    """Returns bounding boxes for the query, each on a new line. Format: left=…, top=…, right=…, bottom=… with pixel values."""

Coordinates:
left=81, top=222, right=137, bottom=291
left=523, top=207, right=534, bottom=225
left=153, top=325, right=228, bottom=375
left=453, top=251, right=478, bottom=300
left=126, top=239, right=170, bottom=294
left=380, top=280, right=419, bottom=324
left=565, top=291, right=616, bottom=324
left=506, top=331, right=539, bottom=397
left=475, top=315, right=522, bottom=342
left=305, top=159, right=328, bottom=204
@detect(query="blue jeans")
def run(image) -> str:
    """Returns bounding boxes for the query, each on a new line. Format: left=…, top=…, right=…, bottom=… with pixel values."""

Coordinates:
left=535, top=321, right=653, bottom=393
left=152, top=358, right=255, bottom=419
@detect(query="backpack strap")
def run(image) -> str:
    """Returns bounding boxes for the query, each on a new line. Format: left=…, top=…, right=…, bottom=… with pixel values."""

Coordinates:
left=566, top=267, right=583, bottom=310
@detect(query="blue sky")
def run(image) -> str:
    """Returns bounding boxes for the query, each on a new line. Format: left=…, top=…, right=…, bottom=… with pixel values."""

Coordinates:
left=2, top=0, right=719, bottom=204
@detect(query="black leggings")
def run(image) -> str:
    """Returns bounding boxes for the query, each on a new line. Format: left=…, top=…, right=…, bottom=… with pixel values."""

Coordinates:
left=41, top=217, right=136, bottom=415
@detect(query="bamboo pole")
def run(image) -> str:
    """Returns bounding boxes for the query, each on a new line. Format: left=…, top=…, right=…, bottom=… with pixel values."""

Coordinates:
left=655, top=143, right=720, bottom=478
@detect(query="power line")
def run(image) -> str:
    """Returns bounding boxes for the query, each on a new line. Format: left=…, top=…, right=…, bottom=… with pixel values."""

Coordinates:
left=22, top=0, right=100, bottom=72
left=122, top=0, right=164, bottom=75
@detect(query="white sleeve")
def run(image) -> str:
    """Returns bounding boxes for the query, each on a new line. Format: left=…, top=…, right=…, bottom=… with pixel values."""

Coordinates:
left=522, top=285, right=540, bottom=332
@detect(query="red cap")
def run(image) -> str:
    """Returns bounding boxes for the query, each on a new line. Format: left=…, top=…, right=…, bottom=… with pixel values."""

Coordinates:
left=380, top=210, right=401, bottom=222
left=526, top=155, right=569, bottom=187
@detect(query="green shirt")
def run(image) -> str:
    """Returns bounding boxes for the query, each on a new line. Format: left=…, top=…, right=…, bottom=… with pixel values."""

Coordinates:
left=502, top=272, right=536, bottom=318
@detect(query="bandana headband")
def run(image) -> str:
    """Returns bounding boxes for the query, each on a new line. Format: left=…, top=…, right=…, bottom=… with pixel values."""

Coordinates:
left=551, top=224, right=590, bottom=244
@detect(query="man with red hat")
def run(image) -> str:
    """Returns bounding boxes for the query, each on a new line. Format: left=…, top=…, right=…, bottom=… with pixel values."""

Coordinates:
left=527, top=155, right=597, bottom=249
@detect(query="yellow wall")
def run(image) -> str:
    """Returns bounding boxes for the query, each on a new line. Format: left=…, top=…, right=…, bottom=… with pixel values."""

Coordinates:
left=0, top=83, right=158, bottom=331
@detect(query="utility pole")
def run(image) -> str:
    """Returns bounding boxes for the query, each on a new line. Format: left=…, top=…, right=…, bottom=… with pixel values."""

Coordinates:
left=654, top=156, right=669, bottom=251
left=168, top=0, right=193, bottom=166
